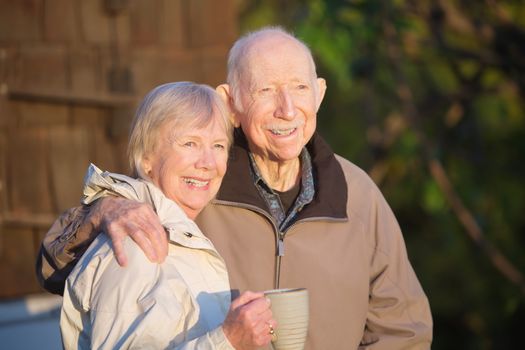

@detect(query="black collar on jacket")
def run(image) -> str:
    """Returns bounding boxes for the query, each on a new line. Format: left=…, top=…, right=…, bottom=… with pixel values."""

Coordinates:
left=215, top=129, right=348, bottom=221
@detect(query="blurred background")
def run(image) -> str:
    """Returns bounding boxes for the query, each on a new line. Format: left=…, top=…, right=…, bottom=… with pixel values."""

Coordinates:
left=0, top=0, right=523, bottom=349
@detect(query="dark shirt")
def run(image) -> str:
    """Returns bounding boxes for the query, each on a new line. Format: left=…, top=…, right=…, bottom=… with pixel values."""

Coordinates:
left=248, top=149, right=315, bottom=232
left=275, top=184, right=300, bottom=215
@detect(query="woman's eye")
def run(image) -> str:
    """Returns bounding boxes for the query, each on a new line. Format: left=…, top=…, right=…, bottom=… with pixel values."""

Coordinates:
left=183, top=141, right=196, bottom=147
left=214, top=143, right=226, bottom=150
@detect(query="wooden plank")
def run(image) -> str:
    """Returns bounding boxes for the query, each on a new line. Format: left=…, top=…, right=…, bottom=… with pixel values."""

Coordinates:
left=79, top=0, right=113, bottom=45
left=0, top=212, right=56, bottom=229
left=0, top=227, right=43, bottom=298
left=8, top=86, right=135, bottom=108
left=11, top=99, right=69, bottom=127
left=0, top=130, right=6, bottom=218
left=188, top=0, right=236, bottom=48
left=158, top=0, right=185, bottom=48
left=69, top=47, right=104, bottom=94
left=44, top=0, right=78, bottom=42
left=49, top=125, right=90, bottom=212
left=0, top=0, right=42, bottom=42
left=16, top=44, right=68, bottom=92
left=8, top=128, right=54, bottom=215
left=197, top=46, right=229, bottom=88
left=129, top=0, right=160, bottom=46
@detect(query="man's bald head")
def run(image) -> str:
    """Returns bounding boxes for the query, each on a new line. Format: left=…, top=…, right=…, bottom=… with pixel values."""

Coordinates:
left=226, top=27, right=318, bottom=112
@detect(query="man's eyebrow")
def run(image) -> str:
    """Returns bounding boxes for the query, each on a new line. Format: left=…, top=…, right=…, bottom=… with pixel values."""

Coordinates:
left=247, top=80, right=260, bottom=91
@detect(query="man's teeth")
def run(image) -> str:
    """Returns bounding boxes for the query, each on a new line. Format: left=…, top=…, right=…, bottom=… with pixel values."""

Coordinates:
left=184, top=178, right=208, bottom=187
left=270, top=127, right=295, bottom=136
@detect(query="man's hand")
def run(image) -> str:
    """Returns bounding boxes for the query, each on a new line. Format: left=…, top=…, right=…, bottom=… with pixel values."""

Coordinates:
left=87, top=197, right=168, bottom=266
left=222, top=291, right=276, bottom=350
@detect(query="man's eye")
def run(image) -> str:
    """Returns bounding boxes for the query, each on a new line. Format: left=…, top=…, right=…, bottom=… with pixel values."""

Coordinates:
left=297, top=84, right=308, bottom=90
left=184, top=141, right=196, bottom=147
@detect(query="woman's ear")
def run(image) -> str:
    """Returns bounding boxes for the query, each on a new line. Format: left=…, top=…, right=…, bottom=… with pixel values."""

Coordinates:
left=216, top=84, right=241, bottom=127
left=142, top=156, right=152, bottom=177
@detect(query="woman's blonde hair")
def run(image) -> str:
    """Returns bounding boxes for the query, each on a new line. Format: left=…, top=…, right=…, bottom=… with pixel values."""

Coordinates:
left=127, top=81, right=232, bottom=179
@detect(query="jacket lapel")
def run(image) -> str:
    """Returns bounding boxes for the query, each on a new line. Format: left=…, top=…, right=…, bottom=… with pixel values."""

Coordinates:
left=215, top=129, right=348, bottom=221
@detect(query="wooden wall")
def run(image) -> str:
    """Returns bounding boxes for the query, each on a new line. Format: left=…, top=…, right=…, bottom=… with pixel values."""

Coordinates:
left=0, top=0, right=237, bottom=298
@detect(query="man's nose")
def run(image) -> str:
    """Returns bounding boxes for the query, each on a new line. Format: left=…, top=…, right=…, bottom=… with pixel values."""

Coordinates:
left=274, top=88, right=296, bottom=120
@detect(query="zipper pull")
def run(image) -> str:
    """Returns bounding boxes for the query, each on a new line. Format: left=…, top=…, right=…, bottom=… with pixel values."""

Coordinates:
left=277, top=236, right=285, bottom=256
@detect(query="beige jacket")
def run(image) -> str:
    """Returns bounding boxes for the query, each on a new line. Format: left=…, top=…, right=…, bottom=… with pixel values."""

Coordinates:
left=196, top=132, right=433, bottom=349
left=61, top=164, right=234, bottom=350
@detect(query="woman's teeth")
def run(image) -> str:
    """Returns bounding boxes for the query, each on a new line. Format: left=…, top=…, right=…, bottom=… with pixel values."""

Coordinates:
left=184, top=178, right=208, bottom=187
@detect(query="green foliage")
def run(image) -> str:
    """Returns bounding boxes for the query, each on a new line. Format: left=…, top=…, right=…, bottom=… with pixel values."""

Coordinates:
left=239, top=0, right=525, bottom=348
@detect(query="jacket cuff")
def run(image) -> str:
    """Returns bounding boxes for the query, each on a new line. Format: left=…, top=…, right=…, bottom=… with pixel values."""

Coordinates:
left=61, top=205, right=99, bottom=253
left=209, top=327, right=236, bottom=350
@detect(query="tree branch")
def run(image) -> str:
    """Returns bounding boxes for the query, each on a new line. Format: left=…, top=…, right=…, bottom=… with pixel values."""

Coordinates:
left=382, top=14, right=525, bottom=296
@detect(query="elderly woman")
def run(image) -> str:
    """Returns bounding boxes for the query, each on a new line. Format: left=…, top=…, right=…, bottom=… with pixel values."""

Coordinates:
left=60, top=82, right=275, bottom=349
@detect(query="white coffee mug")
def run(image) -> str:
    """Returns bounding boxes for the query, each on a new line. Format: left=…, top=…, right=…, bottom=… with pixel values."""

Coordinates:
left=264, top=288, right=309, bottom=350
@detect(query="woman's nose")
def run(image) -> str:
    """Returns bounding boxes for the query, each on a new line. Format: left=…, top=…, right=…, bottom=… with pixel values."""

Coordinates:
left=195, top=148, right=217, bottom=169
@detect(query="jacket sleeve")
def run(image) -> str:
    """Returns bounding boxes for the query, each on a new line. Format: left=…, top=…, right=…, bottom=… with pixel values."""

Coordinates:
left=359, top=191, right=433, bottom=350
left=61, top=237, right=235, bottom=350
left=36, top=205, right=99, bottom=295
left=171, top=329, right=235, bottom=350
left=87, top=305, right=234, bottom=350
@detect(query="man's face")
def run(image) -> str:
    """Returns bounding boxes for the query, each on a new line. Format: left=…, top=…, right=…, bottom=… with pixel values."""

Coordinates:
left=234, top=36, right=325, bottom=162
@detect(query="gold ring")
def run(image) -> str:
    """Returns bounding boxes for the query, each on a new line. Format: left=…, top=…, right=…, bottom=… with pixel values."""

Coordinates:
left=269, top=324, right=277, bottom=341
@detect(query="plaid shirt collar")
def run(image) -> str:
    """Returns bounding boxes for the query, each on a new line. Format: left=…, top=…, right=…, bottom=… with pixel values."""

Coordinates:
left=248, top=148, right=315, bottom=231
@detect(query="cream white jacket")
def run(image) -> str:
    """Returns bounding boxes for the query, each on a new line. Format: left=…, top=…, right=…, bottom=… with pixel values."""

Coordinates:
left=60, top=164, right=234, bottom=350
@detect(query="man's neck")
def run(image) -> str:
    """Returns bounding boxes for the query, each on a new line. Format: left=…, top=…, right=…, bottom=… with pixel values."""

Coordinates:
left=251, top=154, right=301, bottom=192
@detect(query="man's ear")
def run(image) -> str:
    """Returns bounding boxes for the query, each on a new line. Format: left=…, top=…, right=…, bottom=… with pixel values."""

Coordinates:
left=315, top=78, right=327, bottom=111
left=216, top=84, right=240, bottom=127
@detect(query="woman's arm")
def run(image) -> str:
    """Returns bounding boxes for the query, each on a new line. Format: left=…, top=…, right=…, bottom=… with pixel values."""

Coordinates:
left=61, top=236, right=272, bottom=350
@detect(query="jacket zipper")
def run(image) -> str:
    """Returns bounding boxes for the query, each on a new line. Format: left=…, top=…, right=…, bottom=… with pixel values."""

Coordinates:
left=274, top=216, right=347, bottom=288
left=213, top=200, right=347, bottom=289
left=215, top=202, right=283, bottom=288
left=275, top=233, right=284, bottom=288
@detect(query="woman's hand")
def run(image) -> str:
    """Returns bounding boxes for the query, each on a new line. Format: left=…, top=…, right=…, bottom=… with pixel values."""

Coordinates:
left=222, top=291, right=277, bottom=349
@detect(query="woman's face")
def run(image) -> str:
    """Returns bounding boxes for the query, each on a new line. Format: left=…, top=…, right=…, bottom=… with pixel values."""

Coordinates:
left=143, top=113, right=229, bottom=219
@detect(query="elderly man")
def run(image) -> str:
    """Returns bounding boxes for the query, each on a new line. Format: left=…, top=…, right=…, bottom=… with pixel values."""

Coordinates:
left=37, top=27, right=432, bottom=349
